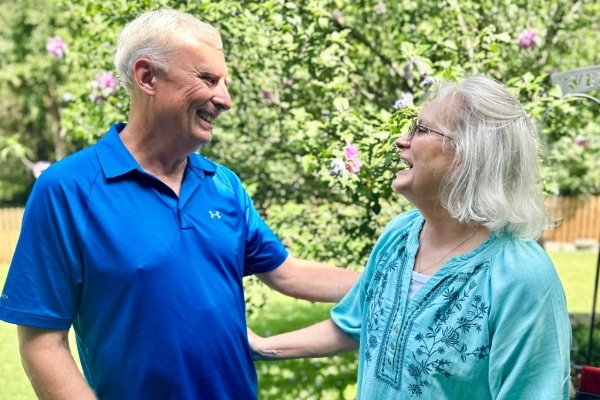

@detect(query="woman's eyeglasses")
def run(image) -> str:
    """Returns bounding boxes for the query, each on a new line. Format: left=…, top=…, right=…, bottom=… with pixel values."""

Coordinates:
left=408, top=120, right=454, bottom=141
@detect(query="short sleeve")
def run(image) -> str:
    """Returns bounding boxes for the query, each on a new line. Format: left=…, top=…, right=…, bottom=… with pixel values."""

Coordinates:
left=214, top=168, right=288, bottom=275
left=487, top=241, right=571, bottom=399
left=0, top=168, right=84, bottom=329
left=330, top=273, right=367, bottom=342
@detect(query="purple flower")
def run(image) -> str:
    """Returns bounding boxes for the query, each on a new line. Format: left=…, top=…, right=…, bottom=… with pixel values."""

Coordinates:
left=422, top=77, right=435, bottom=87
left=96, top=71, right=119, bottom=94
left=404, top=59, right=426, bottom=81
left=574, top=136, right=587, bottom=148
left=46, top=36, right=67, bottom=59
left=518, top=29, right=537, bottom=49
left=31, top=161, right=51, bottom=178
left=261, top=90, right=272, bottom=101
left=376, top=1, right=386, bottom=13
left=393, top=92, right=414, bottom=110
left=331, top=11, right=342, bottom=22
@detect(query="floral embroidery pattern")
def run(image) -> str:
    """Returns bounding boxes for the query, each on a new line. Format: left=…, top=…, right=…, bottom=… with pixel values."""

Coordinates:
left=406, top=276, right=490, bottom=397
left=364, top=235, right=407, bottom=364
left=363, top=232, right=491, bottom=397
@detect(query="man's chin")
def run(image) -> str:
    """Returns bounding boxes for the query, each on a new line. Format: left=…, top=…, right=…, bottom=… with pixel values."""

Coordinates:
left=194, top=130, right=213, bottom=147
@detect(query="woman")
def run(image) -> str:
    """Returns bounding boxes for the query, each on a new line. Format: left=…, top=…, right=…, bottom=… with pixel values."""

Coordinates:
left=249, top=76, right=572, bottom=399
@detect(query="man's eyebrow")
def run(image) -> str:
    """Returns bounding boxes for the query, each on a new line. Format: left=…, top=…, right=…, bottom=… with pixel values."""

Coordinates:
left=196, top=69, right=228, bottom=80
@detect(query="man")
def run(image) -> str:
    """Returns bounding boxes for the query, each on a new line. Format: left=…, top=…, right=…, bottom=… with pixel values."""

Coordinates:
left=0, top=9, right=358, bottom=400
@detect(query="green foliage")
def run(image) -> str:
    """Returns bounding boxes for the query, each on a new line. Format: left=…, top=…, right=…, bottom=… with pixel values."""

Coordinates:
left=571, top=315, right=600, bottom=367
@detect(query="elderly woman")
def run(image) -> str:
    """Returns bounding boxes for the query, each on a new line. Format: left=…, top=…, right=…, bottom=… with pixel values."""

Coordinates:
left=249, top=76, right=571, bottom=399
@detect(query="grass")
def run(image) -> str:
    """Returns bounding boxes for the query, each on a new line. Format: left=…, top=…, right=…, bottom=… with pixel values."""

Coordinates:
left=0, top=251, right=598, bottom=399
left=551, top=251, right=599, bottom=314
left=0, top=317, right=35, bottom=400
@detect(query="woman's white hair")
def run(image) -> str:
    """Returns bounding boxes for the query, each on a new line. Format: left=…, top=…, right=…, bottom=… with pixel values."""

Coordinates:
left=433, top=75, right=550, bottom=239
left=115, top=8, right=223, bottom=94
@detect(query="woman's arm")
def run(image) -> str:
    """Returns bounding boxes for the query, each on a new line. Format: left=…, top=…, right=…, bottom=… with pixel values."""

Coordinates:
left=248, top=319, right=359, bottom=361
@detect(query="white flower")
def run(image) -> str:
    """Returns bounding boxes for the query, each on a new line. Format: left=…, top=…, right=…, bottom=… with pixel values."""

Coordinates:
left=329, top=158, right=346, bottom=177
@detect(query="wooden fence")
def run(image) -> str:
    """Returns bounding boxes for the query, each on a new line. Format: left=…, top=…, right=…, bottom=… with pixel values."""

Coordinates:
left=0, top=207, right=23, bottom=264
left=544, top=196, right=600, bottom=243
left=0, top=197, right=599, bottom=263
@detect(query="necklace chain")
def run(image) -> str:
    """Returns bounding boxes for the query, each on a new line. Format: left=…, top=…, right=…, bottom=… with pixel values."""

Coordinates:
left=416, top=225, right=479, bottom=274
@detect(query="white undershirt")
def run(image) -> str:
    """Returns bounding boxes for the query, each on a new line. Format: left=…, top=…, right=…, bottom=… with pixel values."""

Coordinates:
left=408, top=271, right=431, bottom=301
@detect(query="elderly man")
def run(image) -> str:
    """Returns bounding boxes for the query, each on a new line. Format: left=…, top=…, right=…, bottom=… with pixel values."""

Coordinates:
left=0, top=9, right=357, bottom=400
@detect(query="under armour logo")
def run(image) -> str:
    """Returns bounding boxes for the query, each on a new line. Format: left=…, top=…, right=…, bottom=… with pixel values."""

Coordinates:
left=209, top=210, right=221, bottom=219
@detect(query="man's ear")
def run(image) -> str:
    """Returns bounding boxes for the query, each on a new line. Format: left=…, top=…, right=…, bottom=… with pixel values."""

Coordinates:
left=132, top=58, right=157, bottom=95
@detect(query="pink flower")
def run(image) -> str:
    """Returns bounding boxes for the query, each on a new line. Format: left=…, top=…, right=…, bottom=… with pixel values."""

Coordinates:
left=344, top=144, right=359, bottom=160
left=518, top=29, right=537, bottom=49
left=31, top=161, right=51, bottom=178
left=89, top=71, right=119, bottom=103
left=46, top=36, right=67, bottom=59
left=96, top=71, right=119, bottom=94
left=344, top=144, right=362, bottom=174
left=376, top=1, right=386, bottom=14
left=346, top=159, right=362, bottom=174
left=331, top=11, right=342, bottom=22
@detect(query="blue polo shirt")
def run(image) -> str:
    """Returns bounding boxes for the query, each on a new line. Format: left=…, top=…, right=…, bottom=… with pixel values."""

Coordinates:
left=0, top=123, right=288, bottom=399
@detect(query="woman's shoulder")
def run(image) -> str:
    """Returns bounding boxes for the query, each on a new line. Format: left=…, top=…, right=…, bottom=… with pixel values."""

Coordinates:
left=486, top=235, right=563, bottom=296
left=489, top=235, right=553, bottom=272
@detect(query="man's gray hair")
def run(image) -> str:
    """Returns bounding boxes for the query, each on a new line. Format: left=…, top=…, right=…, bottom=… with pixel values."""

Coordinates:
left=115, top=8, right=223, bottom=93
left=433, top=75, right=550, bottom=239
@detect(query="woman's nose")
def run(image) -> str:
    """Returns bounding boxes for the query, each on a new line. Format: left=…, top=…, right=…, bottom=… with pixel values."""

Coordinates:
left=395, top=135, right=410, bottom=149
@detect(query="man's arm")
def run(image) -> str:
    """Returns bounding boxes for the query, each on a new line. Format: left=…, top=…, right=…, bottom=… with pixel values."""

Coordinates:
left=256, top=256, right=360, bottom=302
left=248, top=319, right=359, bottom=360
left=18, top=326, right=97, bottom=400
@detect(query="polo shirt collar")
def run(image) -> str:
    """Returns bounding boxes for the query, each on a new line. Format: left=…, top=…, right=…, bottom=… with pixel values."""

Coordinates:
left=95, top=123, right=217, bottom=179
left=187, top=149, right=217, bottom=178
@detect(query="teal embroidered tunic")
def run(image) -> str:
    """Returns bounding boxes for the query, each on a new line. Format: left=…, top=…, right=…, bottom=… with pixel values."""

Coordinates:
left=331, top=209, right=571, bottom=399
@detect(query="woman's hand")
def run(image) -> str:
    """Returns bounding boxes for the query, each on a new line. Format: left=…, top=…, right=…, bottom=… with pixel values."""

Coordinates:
left=246, top=328, right=267, bottom=361
left=246, top=320, right=358, bottom=361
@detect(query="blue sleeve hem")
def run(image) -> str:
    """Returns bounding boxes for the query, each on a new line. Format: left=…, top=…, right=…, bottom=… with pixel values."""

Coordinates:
left=0, top=307, right=72, bottom=330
